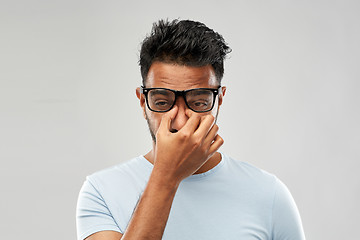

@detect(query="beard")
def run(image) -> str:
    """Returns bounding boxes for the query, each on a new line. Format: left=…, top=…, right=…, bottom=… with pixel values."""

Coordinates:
left=144, top=109, right=219, bottom=145
left=145, top=111, right=157, bottom=143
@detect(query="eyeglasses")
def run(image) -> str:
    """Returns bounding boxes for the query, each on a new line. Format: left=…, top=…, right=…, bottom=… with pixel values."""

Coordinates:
left=140, top=86, right=221, bottom=113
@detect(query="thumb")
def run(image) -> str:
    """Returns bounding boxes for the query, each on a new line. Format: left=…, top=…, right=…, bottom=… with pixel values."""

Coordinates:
left=158, top=106, right=178, bottom=133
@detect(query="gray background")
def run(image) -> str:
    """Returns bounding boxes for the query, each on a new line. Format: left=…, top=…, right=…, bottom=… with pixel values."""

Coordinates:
left=1, top=0, right=359, bottom=239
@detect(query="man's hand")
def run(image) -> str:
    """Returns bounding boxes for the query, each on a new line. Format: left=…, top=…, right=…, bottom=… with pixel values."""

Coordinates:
left=153, top=106, right=224, bottom=186
left=118, top=107, right=223, bottom=240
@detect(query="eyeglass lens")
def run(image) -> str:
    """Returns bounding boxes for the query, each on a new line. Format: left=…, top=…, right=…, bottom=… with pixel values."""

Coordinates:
left=148, top=89, right=215, bottom=112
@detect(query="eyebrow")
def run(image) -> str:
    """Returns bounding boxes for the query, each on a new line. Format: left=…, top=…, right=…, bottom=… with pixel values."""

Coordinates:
left=187, top=89, right=212, bottom=96
left=150, top=89, right=172, bottom=96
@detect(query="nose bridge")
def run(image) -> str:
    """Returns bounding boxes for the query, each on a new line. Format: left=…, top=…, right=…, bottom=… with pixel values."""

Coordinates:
left=173, top=90, right=188, bottom=110
left=171, top=93, right=188, bottom=131
left=174, top=90, right=187, bottom=102
left=174, top=90, right=189, bottom=108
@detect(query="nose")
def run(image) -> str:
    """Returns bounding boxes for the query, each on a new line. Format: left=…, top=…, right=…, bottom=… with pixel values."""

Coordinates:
left=170, top=96, right=189, bottom=131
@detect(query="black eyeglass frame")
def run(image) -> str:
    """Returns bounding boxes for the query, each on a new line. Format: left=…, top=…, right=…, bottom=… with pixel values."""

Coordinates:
left=140, top=86, right=222, bottom=113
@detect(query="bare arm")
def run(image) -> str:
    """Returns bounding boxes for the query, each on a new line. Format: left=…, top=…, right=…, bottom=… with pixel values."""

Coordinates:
left=85, top=107, right=223, bottom=240
left=121, top=168, right=179, bottom=239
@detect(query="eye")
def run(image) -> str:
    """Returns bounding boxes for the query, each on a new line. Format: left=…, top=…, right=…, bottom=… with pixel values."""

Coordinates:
left=193, top=101, right=208, bottom=107
left=189, top=100, right=210, bottom=109
left=154, top=100, right=171, bottom=106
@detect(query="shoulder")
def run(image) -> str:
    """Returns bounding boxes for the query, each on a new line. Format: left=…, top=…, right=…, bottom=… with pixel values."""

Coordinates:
left=86, top=156, right=152, bottom=193
left=222, top=153, right=278, bottom=185
left=220, top=153, right=292, bottom=205
left=221, top=154, right=305, bottom=238
left=77, top=157, right=151, bottom=239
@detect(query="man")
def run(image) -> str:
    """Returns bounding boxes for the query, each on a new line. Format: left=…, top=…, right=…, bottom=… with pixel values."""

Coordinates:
left=76, top=19, right=305, bottom=240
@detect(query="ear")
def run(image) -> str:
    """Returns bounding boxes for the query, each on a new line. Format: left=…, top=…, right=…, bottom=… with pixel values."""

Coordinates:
left=136, top=87, right=147, bottom=119
left=218, top=86, right=226, bottom=106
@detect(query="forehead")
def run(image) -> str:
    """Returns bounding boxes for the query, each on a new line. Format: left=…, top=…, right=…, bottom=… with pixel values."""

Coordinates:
left=145, top=62, right=218, bottom=90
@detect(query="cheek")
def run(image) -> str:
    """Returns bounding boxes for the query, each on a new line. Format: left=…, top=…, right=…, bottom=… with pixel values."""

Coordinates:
left=145, top=109, right=162, bottom=128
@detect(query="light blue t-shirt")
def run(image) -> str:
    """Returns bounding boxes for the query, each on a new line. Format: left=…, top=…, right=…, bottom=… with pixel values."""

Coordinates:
left=76, top=153, right=305, bottom=240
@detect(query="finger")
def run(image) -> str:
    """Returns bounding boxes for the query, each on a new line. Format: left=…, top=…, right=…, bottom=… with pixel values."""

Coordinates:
left=203, top=124, right=219, bottom=146
left=195, top=114, right=215, bottom=138
left=208, top=134, right=224, bottom=155
left=158, top=106, right=178, bottom=133
left=179, top=109, right=201, bottom=133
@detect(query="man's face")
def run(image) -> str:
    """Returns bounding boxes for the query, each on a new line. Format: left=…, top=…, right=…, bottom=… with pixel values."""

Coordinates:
left=136, top=62, right=226, bottom=143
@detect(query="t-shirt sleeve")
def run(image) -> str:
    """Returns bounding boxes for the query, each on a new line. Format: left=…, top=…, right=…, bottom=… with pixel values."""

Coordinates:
left=76, top=177, right=121, bottom=240
left=271, top=178, right=306, bottom=240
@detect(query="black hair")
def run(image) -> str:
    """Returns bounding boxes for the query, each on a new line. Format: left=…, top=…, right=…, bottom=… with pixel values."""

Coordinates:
left=139, top=19, right=231, bottom=85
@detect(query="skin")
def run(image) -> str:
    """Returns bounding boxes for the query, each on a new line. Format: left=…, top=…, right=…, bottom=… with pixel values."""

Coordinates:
left=85, top=62, right=226, bottom=240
